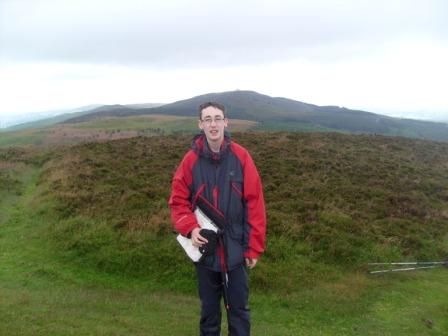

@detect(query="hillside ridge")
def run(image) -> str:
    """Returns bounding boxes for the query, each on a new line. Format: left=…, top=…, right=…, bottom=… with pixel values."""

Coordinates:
left=60, top=90, right=448, bottom=142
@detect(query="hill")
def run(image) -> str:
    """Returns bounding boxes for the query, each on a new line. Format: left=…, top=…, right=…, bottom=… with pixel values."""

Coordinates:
left=61, top=90, right=448, bottom=142
left=35, top=132, right=448, bottom=289
left=2, top=132, right=448, bottom=334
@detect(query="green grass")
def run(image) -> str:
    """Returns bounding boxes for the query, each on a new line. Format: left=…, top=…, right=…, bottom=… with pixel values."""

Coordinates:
left=40, top=133, right=448, bottom=276
left=0, top=129, right=48, bottom=147
left=1, top=135, right=447, bottom=335
left=72, top=115, right=198, bottom=132
left=0, top=116, right=199, bottom=147
left=1, top=174, right=447, bottom=335
left=0, top=165, right=200, bottom=335
left=357, top=270, right=448, bottom=334
left=1, top=168, right=447, bottom=335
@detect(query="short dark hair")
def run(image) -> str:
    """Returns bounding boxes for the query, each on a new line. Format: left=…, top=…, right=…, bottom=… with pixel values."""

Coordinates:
left=198, top=102, right=226, bottom=120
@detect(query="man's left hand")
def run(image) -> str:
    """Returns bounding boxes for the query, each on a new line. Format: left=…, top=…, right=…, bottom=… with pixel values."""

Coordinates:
left=245, top=258, right=258, bottom=269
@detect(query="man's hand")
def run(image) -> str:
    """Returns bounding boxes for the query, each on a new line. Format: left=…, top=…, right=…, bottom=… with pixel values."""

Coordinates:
left=191, top=228, right=208, bottom=248
left=245, top=258, right=258, bottom=269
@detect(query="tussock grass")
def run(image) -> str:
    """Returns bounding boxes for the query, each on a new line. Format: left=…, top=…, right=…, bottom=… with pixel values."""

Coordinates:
left=1, top=133, right=448, bottom=334
left=33, top=132, right=448, bottom=293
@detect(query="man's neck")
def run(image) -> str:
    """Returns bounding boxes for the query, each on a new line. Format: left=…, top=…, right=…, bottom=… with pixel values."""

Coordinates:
left=207, top=140, right=222, bottom=153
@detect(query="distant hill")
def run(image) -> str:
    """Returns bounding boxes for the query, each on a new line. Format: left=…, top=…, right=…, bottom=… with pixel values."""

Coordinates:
left=59, top=103, right=164, bottom=124
left=2, top=109, right=97, bottom=132
left=61, top=90, right=448, bottom=142
left=1, top=103, right=163, bottom=132
left=0, top=105, right=104, bottom=132
left=125, top=103, right=164, bottom=109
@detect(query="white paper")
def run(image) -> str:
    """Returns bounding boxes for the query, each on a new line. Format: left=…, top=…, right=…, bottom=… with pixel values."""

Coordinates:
left=176, top=207, right=219, bottom=262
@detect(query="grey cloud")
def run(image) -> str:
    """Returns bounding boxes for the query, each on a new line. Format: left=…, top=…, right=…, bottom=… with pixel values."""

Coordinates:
left=1, top=0, right=447, bottom=67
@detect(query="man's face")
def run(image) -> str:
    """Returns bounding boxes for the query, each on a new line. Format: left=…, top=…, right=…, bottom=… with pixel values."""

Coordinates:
left=198, top=106, right=228, bottom=146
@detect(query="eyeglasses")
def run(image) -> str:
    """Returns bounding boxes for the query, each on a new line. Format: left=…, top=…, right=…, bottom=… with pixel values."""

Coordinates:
left=201, top=117, right=225, bottom=126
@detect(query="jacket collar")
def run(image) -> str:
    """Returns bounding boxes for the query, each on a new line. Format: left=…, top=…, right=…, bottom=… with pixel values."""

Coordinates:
left=191, top=131, right=231, bottom=163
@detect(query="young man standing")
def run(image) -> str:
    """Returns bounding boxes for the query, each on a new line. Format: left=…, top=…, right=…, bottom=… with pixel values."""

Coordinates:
left=169, top=102, right=266, bottom=336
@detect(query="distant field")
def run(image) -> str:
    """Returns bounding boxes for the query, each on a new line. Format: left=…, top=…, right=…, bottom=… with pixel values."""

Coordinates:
left=252, top=121, right=337, bottom=132
left=0, top=115, right=258, bottom=147
left=72, top=115, right=197, bottom=130
left=3, top=111, right=447, bottom=148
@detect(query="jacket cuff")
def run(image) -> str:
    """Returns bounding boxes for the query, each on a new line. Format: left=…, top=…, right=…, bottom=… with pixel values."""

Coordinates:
left=185, top=224, right=200, bottom=238
left=244, top=250, right=261, bottom=259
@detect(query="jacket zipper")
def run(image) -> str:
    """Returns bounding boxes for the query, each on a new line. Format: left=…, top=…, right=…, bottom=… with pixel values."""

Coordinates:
left=213, top=161, right=219, bottom=209
left=213, top=186, right=219, bottom=209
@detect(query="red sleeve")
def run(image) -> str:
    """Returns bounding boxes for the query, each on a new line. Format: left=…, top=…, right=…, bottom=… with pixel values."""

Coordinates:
left=233, top=144, right=267, bottom=259
left=168, top=150, right=200, bottom=237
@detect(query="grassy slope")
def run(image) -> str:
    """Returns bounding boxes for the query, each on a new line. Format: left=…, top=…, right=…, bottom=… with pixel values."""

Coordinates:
left=1, top=166, right=447, bottom=335
left=0, top=163, right=200, bottom=335
left=1, top=134, right=448, bottom=334
left=0, top=128, right=49, bottom=147
left=40, top=133, right=448, bottom=276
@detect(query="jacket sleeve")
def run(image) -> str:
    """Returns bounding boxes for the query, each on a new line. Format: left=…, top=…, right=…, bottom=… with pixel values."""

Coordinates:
left=168, top=151, right=200, bottom=237
left=242, top=151, right=266, bottom=259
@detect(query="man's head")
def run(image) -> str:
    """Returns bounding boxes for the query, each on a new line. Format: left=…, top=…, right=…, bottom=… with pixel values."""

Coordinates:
left=198, top=102, right=228, bottom=150
left=198, top=102, right=226, bottom=120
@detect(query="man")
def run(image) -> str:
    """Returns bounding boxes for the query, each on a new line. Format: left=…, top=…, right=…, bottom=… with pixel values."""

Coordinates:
left=169, top=102, right=266, bottom=336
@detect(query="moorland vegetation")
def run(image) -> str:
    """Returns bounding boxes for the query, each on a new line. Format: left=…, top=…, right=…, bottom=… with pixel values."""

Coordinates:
left=2, top=131, right=448, bottom=334
left=30, top=132, right=448, bottom=292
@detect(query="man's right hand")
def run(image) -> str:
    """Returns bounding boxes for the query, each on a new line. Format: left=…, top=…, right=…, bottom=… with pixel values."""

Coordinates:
left=191, top=228, right=208, bottom=248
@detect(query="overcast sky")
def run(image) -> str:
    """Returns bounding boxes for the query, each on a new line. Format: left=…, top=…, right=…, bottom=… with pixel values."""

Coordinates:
left=1, top=0, right=447, bottom=122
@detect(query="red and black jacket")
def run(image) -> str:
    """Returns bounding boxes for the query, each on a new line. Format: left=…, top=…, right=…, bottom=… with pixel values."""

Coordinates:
left=169, top=132, right=266, bottom=271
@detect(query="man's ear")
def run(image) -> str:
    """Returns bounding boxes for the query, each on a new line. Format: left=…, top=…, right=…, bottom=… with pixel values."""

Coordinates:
left=198, top=120, right=204, bottom=130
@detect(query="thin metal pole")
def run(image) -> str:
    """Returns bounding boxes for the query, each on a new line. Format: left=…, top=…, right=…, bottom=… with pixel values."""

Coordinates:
left=369, top=265, right=439, bottom=274
left=368, top=261, right=446, bottom=266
